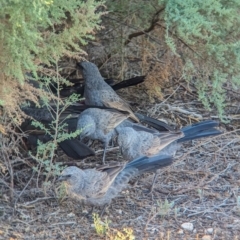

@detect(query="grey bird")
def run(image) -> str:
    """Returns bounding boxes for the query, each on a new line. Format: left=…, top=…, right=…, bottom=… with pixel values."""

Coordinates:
left=116, top=120, right=222, bottom=190
left=79, top=61, right=139, bottom=123
left=77, top=108, right=129, bottom=163
left=116, top=126, right=184, bottom=161
left=58, top=154, right=173, bottom=206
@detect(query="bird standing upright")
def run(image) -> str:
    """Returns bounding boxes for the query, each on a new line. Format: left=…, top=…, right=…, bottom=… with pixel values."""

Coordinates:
left=78, top=61, right=139, bottom=123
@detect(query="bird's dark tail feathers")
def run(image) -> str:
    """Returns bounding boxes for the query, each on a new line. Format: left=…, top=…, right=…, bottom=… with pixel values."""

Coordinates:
left=58, top=139, right=95, bottom=159
left=178, top=120, right=222, bottom=143
left=125, top=154, right=173, bottom=174
left=135, top=115, right=222, bottom=143
left=135, top=113, right=174, bottom=132
left=112, top=76, right=145, bottom=91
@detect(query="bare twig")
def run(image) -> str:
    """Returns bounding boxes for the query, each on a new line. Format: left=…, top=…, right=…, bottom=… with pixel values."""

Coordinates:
left=14, top=172, right=35, bottom=207
left=21, top=197, right=55, bottom=207
left=95, top=146, right=119, bottom=155
left=51, top=222, right=76, bottom=226
left=155, top=103, right=203, bottom=119
left=124, top=8, right=165, bottom=45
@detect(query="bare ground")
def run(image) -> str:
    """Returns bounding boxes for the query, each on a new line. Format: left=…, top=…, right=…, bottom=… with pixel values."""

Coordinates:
left=1, top=80, right=240, bottom=239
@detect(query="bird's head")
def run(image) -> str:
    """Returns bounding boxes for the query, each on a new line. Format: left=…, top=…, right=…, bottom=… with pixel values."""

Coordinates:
left=117, top=127, right=135, bottom=147
left=77, top=114, right=96, bottom=140
left=57, top=166, right=84, bottom=187
left=78, top=61, right=102, bottom=81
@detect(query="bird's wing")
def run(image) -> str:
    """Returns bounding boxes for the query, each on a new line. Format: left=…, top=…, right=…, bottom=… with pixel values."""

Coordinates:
left=104, top=110, right=130, bottom=134
left=144, top=135, right=163, bottom=156
left=142, top=131, right=184, bottom=156
left=84, top=165, right=124, bottom=198
left=83, top=170, right=110, bottom=198
left=99, top=89, right=139, bottom=123
left=157, top=131, right=184, bottom=149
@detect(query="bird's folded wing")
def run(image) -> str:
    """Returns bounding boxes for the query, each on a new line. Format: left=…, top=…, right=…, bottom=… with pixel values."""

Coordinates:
left=145, top=137, right=162, bottom=156
left=100, top=90, right=139, bottom=122
left=83, top=170, right=109, bottom=198
left=84, top=165, right=124, bottom=198
left=104, top=111, right=130, bottom=134
left=145, top=131, right=184, bottom=156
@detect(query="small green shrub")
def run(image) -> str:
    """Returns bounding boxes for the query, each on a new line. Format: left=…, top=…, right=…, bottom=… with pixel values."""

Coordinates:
left=29, top=64, right=82, bottom=186
left=163, top=0, right=240, bottom=120
left=93, top=213, right=110, bottom=235
left=93, top=213, right=135, bottom=239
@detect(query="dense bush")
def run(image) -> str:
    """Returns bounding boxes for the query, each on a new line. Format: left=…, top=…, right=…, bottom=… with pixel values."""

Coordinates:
left=163, top=0, right=240, bottom=119
left=0, top=0, right=105, bottom=121
left=106, top=0, right=240, bottom=120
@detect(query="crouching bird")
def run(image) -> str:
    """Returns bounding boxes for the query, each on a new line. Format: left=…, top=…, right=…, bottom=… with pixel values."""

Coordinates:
left=57, top=154, right=173, bottom=206
left=77, top=107, right=130, bottom=164
left=116, top=120, right=223, bottom=191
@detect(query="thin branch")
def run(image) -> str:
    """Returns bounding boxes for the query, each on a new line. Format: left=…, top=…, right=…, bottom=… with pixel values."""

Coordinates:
left=21, top=197, right=55, bottom=207
left=160, top=103, right=203, bottom=119
left=14, top=171, right=35, bottom=207
left=124, top=8, right=165, bottom=45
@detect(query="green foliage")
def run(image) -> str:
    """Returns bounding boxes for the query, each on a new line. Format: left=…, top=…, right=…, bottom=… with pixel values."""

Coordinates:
left=93, top=213, right=135, bottom=240
left=93, top=213, right=110, bottom=235
left=107, top=228, right=135, bottom=240
left=162, top=0, right=240, bottom=120
left=106, top=0, right=240, bottom=120
left=157, top=199, right=174, bottom=217
left=107, top=0, right=160, bottom=28
left=56, top=181, right=68, bottom=203
left=0, top=0, right=105, bottom=83
left=29, top=68, right=82, bottom=184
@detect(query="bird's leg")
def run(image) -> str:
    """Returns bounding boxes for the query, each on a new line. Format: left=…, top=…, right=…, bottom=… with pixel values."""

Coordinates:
left=89, top=206, right=94, bottom=215
left=102, top=144, right=108, bottom=164
left=150, top=172, right=158, bottom=194
left=87, top=139, right=94, bottom=147
left=109, top=139, right=114, bottom=147
left=109, top=137, right=116, bottom=147
left=100, top=204, right=107, bottom=218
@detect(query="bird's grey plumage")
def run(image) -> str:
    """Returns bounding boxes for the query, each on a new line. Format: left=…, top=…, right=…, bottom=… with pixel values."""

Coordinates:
left=77, top=108, right=129, bottom=163
left=117, top=120, right=222, bottom=161
left=80, top=61, right=139, bottom=122
left=117, top=126, right=184, bottom=160
left=116, top=120, right=222, bottom=192
left=58, top=154, right=173, bottom=206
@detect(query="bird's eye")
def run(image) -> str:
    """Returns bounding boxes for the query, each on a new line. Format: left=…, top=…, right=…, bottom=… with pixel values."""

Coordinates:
left=65, top=174, right=72, bottom=178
